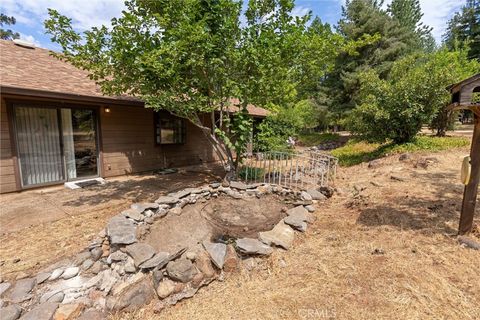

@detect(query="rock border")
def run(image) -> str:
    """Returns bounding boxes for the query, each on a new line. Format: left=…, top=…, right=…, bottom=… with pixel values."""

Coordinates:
left=0, top=182, right=333, bottom=319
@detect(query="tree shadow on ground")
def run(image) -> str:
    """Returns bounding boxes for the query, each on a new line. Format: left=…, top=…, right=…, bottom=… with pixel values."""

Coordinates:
left=60, top=164, right=224, bottom=207
left=356, top=169, right=479, bottom=235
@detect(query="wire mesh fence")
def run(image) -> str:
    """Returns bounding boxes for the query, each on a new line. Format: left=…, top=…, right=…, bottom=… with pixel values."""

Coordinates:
left=238, top=151, right=338, bottom=190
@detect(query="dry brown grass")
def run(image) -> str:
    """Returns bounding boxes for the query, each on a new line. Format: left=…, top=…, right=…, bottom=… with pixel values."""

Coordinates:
left=114, top=149, right=479, bottom=320
left=0, top=204, right=124, bottom=276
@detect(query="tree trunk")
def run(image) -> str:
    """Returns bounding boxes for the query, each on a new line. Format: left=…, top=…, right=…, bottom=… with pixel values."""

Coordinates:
left=436, top=128, right=446, bottom=137
left=190, top=114, right=237, bottom=181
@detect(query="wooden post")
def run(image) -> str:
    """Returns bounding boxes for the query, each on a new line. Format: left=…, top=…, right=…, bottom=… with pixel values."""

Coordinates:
left=459, top=112, right=480, bottom=235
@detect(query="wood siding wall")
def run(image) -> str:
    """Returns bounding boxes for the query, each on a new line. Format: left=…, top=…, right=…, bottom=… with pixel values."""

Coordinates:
left=0, top=98, right=17, bottom=193
left=459, top=80, right=480, bottom=105
left=100, top=105, right=216, bottom=177
left=0, top=97, right=217, bottom=193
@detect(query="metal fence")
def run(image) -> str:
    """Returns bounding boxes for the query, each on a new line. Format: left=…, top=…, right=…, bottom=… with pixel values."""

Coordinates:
left=238, top=151, right=338, bottom=190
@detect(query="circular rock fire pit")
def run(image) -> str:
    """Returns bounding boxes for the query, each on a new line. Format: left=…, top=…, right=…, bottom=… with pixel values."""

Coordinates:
left=0, top=181, right=331, bottom=319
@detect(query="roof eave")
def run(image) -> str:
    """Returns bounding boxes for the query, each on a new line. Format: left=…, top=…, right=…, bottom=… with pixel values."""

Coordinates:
left=447, top=73, right=480, bottom=93
left=0, top=85, right=145, bottom=107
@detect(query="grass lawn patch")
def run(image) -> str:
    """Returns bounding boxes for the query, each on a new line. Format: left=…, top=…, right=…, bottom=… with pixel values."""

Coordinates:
left=331, top=135, right=470, bottom=166
left=297, top=132, right=341, bottom=147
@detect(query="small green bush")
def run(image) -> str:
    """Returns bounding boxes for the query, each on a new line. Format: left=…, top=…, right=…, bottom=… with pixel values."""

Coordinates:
left=254, top=115, right=296, bottom=152
left=238, top=166, right=265, bottom=180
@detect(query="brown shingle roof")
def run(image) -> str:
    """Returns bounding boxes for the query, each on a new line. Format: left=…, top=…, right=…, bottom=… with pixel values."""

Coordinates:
left=0, top=39, right=139, bottom=102
left=226, top=98, right=269, bottom=117
left=0, top=40, right=268, bottom=117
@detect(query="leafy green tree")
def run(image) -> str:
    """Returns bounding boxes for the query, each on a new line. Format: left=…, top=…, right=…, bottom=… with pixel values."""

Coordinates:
left=0, top=13, right=20, bottom=40
left=388, top=0, right=435, bottom=52
left=347, top=48, right=480, bottom=143
left=294, top=17, right=343, bottom=100
left=45, top=0, right=310, bottom=177
left=293, top=99, right=321, bottom=130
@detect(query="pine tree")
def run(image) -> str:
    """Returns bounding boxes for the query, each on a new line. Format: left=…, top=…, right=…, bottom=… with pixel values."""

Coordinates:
left=444, top=0, right=480, bottom=60
left=323, top=0, right=413, bottom=117
left=388, top=0, right=435, bottom=52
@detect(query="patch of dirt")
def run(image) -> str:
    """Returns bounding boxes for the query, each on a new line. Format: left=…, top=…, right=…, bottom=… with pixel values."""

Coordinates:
left=202, top=194, right=286, bottom=238
left=144, top=194, right=286, bottom=253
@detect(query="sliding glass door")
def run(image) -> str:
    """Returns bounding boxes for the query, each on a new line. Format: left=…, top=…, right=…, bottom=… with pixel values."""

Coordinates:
left=14, top=106, right=64, bottom=186
left=13, top=104, right=98, bottom=188
left=62, top=109, right=98, bottom=179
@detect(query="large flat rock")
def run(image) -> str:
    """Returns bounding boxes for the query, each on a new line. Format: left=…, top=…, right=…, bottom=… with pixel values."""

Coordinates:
left=0, top=304, right=21, bottom=320
left=62, top=267, right=79, bottom=280
left=19, top=302, right=58, bottom=320
left=107, top=216, right=137, bottom=245
left=166, top=259, right=197, bottom=283
left=131, top=202, right=159, bottom=212
left=107, top=277, right=154, bottom=312
left=286, top=205, right=315, bottom=223
left=202, top=242, right=227, bottom=269
left=35, top=272, right=51, bottom=285
left=235, top=238, right=273, bottom=255
left=54, top=303, right=84, bottom=320
left=259, top=221, right=295, bottom=249
left=284, top=216, right=307, bottom=232
left=40, top=290, right=64, bottom=303
left=126, top=243, right=156, bottom=267
left=121, top=208, right=144, bottom=222
left=300, top=191, right=313, bottom=201
left=139, top=252, right=170, bottom=269
left=168, top=189, right=192, bottom=199
left=306, top=189, right=327, bottom=201
left=155, top=196, right=179, bottom=205
left=9, top=278, right=36, bottom=303
left=0, top=282, right=11, bottom=296
left=229, top=181, right=247, bottom=190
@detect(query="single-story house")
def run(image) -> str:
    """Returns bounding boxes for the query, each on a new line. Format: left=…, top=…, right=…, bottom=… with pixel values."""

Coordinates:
left=0, top=39, right=267, bottom=193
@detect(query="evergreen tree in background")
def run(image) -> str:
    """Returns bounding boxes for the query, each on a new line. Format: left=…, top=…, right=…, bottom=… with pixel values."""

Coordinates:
left=0, top=13, right=20, bottom=40
left=444, top=0, right=480, bottom=60
left=388, top=0, right=435, bottom=52
left=322, top=0, right=414, bottom=119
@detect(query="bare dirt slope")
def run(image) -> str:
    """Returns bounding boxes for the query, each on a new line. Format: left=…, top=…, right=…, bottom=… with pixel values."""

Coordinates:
left=117, top=148, right=479, bottom=320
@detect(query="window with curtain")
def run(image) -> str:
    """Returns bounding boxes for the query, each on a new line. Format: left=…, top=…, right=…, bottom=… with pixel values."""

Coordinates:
left=155, top=113, right=186, bottom=145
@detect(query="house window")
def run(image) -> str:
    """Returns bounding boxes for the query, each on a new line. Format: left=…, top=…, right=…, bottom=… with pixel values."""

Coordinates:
left=155, top=112, right=186, bottom=145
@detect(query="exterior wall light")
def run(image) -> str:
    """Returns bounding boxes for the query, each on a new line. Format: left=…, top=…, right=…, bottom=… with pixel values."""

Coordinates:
left=104, top=107, right=111, bottom=113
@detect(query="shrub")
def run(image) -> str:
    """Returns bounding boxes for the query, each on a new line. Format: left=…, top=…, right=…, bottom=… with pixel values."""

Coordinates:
left=238, top=166, right=265, bottom=180
left=347, top=49, right=480, bottom=143
left=254, top=114, right=296, bottom=152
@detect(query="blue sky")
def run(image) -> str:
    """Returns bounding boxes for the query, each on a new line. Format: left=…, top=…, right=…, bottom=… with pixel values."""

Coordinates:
left=1, top=0, right=466, bottom=50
